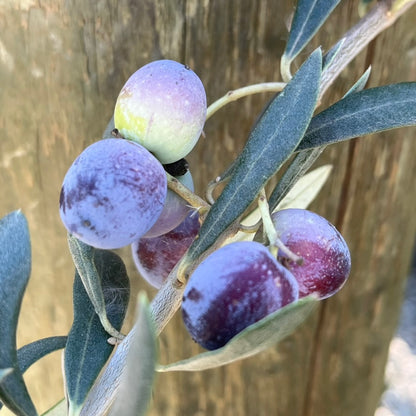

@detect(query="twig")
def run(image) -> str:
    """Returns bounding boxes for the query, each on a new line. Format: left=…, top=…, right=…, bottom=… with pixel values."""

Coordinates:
left=166, top=172, right=210, bottom=219
left=206, top=82, right=286, bottom=121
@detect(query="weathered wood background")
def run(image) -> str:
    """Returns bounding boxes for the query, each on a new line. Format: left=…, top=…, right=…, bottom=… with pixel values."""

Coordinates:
left=0, top=1, right=415, bottom=415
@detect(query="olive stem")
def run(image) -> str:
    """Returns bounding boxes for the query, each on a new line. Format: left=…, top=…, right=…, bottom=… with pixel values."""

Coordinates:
left=238, top=220, right=262, bottom=234
left=206, top=82, right=286, bottom=121
left=258, top=188, right=303, bottom=264
left=205, top=176, right=222, bottom=204
left=257, top=188, right=278, bottom=258
left=318, top=0, right=416, bottom=99
left=166, top=172, right=210, bottom=219
left=280, top=54, right=293, bottom=83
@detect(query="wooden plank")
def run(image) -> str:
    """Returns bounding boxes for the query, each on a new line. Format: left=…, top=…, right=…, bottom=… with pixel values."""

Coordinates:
left=0, top=1, right=415, bottom=415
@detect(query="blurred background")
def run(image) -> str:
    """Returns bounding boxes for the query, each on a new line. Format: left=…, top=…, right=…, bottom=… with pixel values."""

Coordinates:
left=376, top=262, right=416, bottom=416
left=0, top=1, right=415, bottom=415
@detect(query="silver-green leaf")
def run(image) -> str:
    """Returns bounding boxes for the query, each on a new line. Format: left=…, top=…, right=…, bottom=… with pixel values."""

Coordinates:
left=108, top=293, right=157, bottom=416
left=41, top=400, right=66, bottom=416
left=343, top=66, right=371, bottom=97
left=186, top=49, right=322, bottom=263
left=298, top=83, right=416, bottom=151
left=17, top=336, right=67, bottom=374
left=65, top=249, right=130, bottom=416
left=322, top=38, right=345, bottom=70
left=67, top=235, right=124, bottom=339
left=0, top=369, right=13, bottom=383
left=268, top=147, right=325, bottom=212
left=0, top=211, right=37, bottom=416
left=158, top=297, right=317, bottom=372
left=282, top=0, right=341, bottom=67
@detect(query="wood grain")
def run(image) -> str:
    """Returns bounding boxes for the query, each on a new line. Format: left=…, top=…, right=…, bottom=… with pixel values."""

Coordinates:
left=0, top=1, right=415, bottom=415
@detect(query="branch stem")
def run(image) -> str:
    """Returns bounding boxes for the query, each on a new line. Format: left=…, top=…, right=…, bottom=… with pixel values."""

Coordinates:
left=319, top=0, right=416, bottom=99
left=258, top=188, right=278, bottom=258
left=166, top=172, right=210, bottom=218
left=258, top=189, right=302, bottom=264
left=206, top=82, right=286, bottom=121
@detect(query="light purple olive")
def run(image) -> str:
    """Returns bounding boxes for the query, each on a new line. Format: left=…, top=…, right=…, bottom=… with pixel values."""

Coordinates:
left=59, top=138, right=167, bottom=249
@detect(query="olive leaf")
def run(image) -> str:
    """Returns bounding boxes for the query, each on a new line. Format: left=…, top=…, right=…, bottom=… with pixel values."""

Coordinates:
left=274, top=164, right=333, bottom=211
left=322, top=38, right=345, bottom=70
left=108, top=293, right=157, bottom=416
left=185, top=48, right=322, bottom=264
left=267, top=65, right=371, bottom=212
left=67, top=235, right=125, bottom=339
left=281, top=0, right=341, bottom=75
left=17, top=337, right=67, bottom=374
left=268, top=147, right=325, bottom=213
left=0, top=369, right=13, bottom=383
left=158, top=297, right=317, bottom=372
left=0, top=211, right=37, bottom=416
left=65, top=249, right=130, bottom=416
left=41, top=400, right=66, bottom=416
left=298, top=83, right=416, bottom=151
left=224, top=164, right=332, bottom=245
left=343, top=66, right=371, bottom=97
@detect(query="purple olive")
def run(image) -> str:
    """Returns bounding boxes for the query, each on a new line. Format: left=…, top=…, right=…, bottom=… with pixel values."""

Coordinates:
left=182, top=241, right=299, bottom=350
left=132, top=212, right=200, bottom=289
left=143, top=170, right=194, bottom=238
left=272, top=209, right=351, bottom=299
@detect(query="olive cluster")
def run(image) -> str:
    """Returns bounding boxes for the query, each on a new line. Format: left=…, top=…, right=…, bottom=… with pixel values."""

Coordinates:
left=59, top=60, right=351, bottom=352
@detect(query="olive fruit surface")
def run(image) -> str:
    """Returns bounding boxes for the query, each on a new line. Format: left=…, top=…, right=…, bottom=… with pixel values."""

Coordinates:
left=143, top=170, right=194, bottom=238
left=114, top=59, right=207, bottom=164
left=182, top=241, right=299, bottom=350
left=132, top=212, right=200, bottom=289
left=272, top=209, right=351, bottom=299
left=59, top=138, right=167, bottom=249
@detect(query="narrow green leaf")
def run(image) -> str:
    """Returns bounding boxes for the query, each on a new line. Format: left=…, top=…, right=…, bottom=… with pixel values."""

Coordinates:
left=1, top=333, right=66, bottom=412
left=67, top=235, right=124, bottom=339
left=343, top=66, right=371, bottom=97
left=0, top=211, right=38, bottom=416
left=41, top=400, right=66, bottom=416
left=65, top=249, right=130, bottom=416
left=158, top=297, right=317, bottom=372
left=226, top=164, right=333, bottom=245
left=275, top=164, right=333, bottom=211
left=253, top=148, right=327, bottom=244
left=322, top=38, right=345, bottom=70
left=226, top=164, right=333, bottom=251
left=282, top=0, right=341, bottom=65
left=298, top=83, right=416, bottom=151
left=108, top=293, right=157, bottom=416
left=268, top=147, right=325, bottom=213
left=17, top=337, right=67, bottom=374
left=267, top=66, right=370, bottom=215
left=186, top=49, right=322, bottom=263
left=0, top=369, right=13, bottom=413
